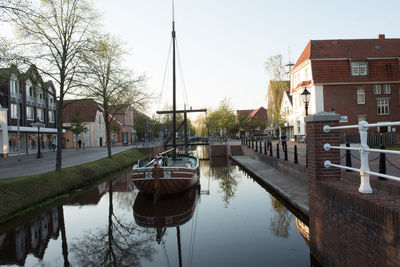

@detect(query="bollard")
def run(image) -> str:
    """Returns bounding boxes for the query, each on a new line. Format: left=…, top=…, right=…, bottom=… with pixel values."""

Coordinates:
left=379, top=144, right=386, bottom=180
left=284, top=144, right=288, bottom=161
left=276, top=143, right=280, bottom=159
left=269, top=142, right=273, bottom=156
left=264, top=142, right=267, bottom=155
left=345, top=142, right=352, bottom=172
left=251, top=139, right=254, bottom=149
left=255, top=141, right=258, bottom=152
left=294, top=145, right=298, bottom=164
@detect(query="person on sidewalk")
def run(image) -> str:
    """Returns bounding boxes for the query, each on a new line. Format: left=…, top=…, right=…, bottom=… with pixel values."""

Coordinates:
left=281, top=134, right=287, bottom=153
left=78, top=139, right=82, bottom=149
left=266, top=132, right=272, bottom=151
left=51, top=137, right=56, bottom=151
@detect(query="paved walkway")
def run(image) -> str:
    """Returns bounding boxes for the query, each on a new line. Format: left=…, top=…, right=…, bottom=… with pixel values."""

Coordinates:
left=231, top=155, right=309, bottom=220
left=0, top=144, right=154, bottom=180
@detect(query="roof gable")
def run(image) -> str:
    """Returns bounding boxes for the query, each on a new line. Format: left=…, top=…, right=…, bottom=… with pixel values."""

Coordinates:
left=63, top=99, right=101, bottom=123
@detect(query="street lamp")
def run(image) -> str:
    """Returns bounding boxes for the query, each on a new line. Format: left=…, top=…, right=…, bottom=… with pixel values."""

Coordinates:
left=31, top=117, right=45, bottom=159
left=301, top=87, right=311, bottom=116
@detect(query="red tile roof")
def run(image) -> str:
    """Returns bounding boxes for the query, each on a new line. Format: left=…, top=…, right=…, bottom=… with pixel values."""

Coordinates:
left=63, top=99, right=101, bottom=123
left=293, top=38, right=400, bottom=70
left=236, top=109, right=253, bottom=118
left=248, top=106, right=267, bottom=119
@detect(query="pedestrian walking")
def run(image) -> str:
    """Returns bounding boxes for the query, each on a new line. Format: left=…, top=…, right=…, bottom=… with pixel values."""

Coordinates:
left=78, top=139, right=82, bottom=149
left=281, top=134, right=287, bottom=153
left=51, top=137, right=56, bottom=151
left=266, top=132, right=272, bottom=151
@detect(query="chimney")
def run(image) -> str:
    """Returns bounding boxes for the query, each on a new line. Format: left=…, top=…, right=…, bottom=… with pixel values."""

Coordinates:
left=378, top=34, right=385, bottom=39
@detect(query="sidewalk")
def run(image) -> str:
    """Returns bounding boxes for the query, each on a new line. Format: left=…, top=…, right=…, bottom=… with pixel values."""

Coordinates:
left=0, top=144, right=149, bottom=180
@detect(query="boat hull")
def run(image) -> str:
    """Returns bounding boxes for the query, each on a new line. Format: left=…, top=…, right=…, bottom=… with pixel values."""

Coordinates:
left=132, top=157, right=199, bottom=195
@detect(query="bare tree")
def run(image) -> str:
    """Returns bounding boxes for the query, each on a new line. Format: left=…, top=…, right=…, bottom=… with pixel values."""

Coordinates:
left=5, top=0, right=99, bottom=170
left=79, top=34, right=148, bottom=158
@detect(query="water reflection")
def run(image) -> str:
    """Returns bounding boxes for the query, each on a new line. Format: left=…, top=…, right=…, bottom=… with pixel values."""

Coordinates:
left=0, top=207, right=60, bottom=266
left=269, top=196, right=294, bottom=238
left=133, top=186, right=200, bottom=267
left=70, top=180, right=156, bottom=267
left=0, top=160, right=312, bottom=266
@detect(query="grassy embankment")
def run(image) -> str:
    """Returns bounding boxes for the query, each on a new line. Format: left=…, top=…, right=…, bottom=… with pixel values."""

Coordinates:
left=0, top=148, right=145, bottom=223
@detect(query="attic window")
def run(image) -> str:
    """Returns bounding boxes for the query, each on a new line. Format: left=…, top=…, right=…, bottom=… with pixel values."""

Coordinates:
left=351, top=61, right=368, bottom=76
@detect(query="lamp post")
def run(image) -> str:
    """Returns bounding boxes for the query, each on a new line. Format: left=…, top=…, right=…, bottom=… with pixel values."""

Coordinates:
left=301, top=87, right=311, bottom=116
left=31, top=117, right=45, bottom=159
left=301, top=87, right=311, bottom=168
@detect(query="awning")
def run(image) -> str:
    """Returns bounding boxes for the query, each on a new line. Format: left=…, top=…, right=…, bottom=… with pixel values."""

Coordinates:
left=8, top=126, right=64, bottom=133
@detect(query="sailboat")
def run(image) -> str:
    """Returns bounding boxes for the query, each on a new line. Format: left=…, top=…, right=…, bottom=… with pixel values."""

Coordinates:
left=133, top=186, right=200, bottom=267
left=131, top=3, right=200, bottom=197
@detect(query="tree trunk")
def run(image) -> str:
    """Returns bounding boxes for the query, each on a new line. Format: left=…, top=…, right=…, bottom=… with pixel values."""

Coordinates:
left=105, top=112, right=112, bottom=158
left=56, top=98, right=63, bottom=171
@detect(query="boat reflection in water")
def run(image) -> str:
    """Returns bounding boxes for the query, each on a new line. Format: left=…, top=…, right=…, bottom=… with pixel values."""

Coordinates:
left=133, top=185, right=200, bottom=267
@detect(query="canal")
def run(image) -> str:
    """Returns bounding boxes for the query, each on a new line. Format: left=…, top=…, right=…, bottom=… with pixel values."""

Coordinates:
left=0, top=155, right=311, bottom=266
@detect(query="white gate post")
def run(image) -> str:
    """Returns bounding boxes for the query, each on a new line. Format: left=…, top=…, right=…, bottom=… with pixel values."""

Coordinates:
left=358, top=121, right=373, bottom=193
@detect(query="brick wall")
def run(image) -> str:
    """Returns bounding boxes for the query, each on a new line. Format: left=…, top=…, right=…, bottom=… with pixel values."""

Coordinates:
left=323, top=83, right=400, bottom=133
left=306, top=112, right=400, bottom=266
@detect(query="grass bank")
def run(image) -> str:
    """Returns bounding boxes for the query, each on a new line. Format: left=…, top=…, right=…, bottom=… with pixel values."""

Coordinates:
left=0, top=148, right=145, bottom=223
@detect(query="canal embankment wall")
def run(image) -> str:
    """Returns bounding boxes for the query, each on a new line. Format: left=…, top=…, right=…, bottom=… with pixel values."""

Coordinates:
left=0, top=148, right=148, bottom=223
left=231, top=145, right=309, bottom=224
left=305, top=112, right=400, bottom=266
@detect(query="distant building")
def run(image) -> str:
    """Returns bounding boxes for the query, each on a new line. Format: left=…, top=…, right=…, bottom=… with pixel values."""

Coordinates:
left=291, top=34, right=400, bottom=136
left=236, top=107, right=268, bottom=136
left=0, top=65, right=58, bottom=157
left=267, top=80, right=290, bottom=135
left=63, top=99, right=106, bottom=148
left=280, top=91, right=294, bottom=140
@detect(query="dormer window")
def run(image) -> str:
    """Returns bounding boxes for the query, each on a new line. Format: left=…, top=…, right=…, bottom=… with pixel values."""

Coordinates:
left=351, top=61, right=368, bottom=76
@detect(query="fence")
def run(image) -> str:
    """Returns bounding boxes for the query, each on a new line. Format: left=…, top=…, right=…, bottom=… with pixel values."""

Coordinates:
left=323, top=121, right=400, bottom=193
left=341, top=132, right=400, bottom=146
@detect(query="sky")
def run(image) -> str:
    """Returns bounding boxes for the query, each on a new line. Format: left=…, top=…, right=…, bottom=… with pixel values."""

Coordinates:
left=4, top=0, right=400, bottom=117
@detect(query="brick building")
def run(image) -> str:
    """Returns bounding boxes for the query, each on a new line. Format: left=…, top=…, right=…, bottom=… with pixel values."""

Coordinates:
left=0, top=65, right=58, bottom=157
left=236, top=107, right=268, bottom=136
left=290, top=34, right=400, bottom=137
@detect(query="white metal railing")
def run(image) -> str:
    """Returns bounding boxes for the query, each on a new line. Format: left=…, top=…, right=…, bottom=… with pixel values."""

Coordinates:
left=323, top=120, right=400, bottom=194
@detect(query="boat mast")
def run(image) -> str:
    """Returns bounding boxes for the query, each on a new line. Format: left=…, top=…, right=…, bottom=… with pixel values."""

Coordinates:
left=172, top=0, right=177, bottom=160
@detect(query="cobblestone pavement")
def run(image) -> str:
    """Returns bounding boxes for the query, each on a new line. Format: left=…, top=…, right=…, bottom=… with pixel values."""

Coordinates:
left=0, top=142, right=161, bottom=180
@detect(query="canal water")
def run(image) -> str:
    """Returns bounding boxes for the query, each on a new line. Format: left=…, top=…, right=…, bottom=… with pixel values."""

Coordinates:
left=0, top=155, right=311, bottom=266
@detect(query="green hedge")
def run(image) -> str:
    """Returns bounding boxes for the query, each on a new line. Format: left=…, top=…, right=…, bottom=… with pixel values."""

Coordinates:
left=0, top=148, right=144, bottom=221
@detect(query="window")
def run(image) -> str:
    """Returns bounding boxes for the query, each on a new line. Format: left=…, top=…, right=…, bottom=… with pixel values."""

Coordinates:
left=357, top=88, right=365, bottom=104
left=49, top=110, right=55, bottom=123
left=358, top=115, right=367, bottom=123
left=26, top=106, right=34, bottom=120
left=377, top=98, right=389, bottom=115
left=373, top=85, right=381, bottom=94
left=98, top=114, right=102, bottom=124
left=11, top=104, right=19, bottom=119
left=10, top=78, right=19, bottom=98
left=37, top=108, right=44, bottom=121
left=351, top=61, right=368, bottom=76
left=383, top=84, right=391, bottom=94
left=297, top=120, right=301, bottom=133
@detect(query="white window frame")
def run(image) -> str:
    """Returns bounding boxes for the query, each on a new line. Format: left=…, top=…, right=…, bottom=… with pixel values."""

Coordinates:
left=357, top=88, right=365, bottom=104
left=377, top=98, right=389, bottom=115
left=10, top=104, right=19, bottom=119
left=37, top=108, right=44, bottom=122
left=26, top=106, right=34, bottom=120
left=358, top=115, right=367, bottom=123
left=10, top=77, right=19, bottom=98
left=373, top=85, right=381, bottom=94
left=351, top=61, right=368, bottom=76
left=383, top=84, right=391, bottom=94
left=49, top=110, right=55, bottom=123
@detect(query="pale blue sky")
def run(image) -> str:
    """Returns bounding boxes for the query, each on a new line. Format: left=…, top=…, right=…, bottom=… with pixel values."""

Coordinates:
left=85, top=1, right=400, bottom=115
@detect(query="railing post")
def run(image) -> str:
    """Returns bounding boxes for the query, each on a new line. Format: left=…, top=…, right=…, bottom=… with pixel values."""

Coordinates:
left=305, top=112, right=341, bottom=181
left=345, top=142, right=352, bottom=171
left=379, top=144, right=386, bottom=180
left=284, top=144, right=288, bottom=161
left=255, top=141, right=258, bottom=152
left=264, top=141, right=267, bottom=155
left=276, top=143, right=280, bottom=159
left=294, top=145, right=298, bottom=164
left=251, top=139, right=254, bottom=149
left=358, top=121, right=373, bottom=193
left=269, top=142, right=273, bottom=156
